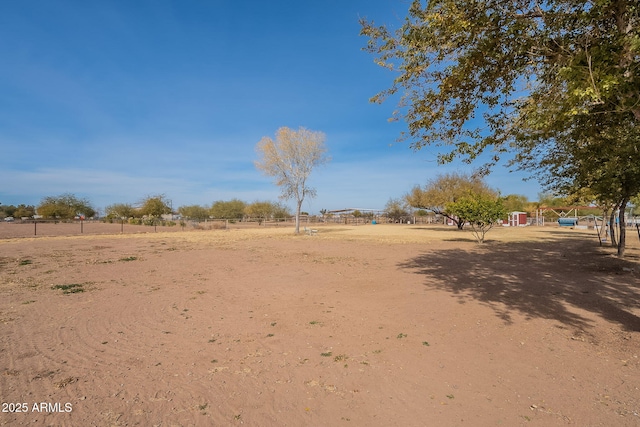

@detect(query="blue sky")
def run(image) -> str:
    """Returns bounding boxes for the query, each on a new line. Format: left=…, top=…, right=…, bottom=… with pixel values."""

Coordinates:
left=1, top=1, right=541, bottom=214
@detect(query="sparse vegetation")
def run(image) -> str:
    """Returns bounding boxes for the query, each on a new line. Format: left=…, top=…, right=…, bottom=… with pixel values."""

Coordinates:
left=51, top=283, right=85, bottom=294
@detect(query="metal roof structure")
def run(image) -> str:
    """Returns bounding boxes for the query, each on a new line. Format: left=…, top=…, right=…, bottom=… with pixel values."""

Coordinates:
left=327, top=208, right=385, bottom=215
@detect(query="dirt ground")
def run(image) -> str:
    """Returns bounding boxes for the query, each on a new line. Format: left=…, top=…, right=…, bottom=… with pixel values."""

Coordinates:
left=0, top=223, right=639, bottom=426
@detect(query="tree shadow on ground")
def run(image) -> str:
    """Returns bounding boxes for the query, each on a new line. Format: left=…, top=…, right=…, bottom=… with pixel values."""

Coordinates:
left=398, top=237, right=640, bottom=331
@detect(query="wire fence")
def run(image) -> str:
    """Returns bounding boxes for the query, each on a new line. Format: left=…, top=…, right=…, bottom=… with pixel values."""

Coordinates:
left=0, top=215, right=441, bottom=239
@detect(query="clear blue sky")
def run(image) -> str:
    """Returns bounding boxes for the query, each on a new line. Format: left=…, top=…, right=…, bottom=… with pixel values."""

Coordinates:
left=0, top=0, right=541, bottom=214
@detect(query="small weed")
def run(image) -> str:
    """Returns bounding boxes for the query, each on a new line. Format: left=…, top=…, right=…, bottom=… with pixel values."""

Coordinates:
left=22, top=300, right=36, bottom=305
left=422, top=341, right=430, bottom=346
left=446, top=394, right=455, bottom=399
left=372, top=349, right=382, bottom=354
left=234, top=414, right=242, bottom=420
left=19, top=259, right=32, bottom=266
left=208, top=338, right=217, bottom=343
left=271, top=322, right=277, bottom=326
left=397, top=333, right=407, bottom=339
left=266, top=333, right=274, bottom=337
left=334, top=354, right=348, bottom=362
left=198, top=403, right=208, bottom=411
left=320, top=352, right=332, bottom=357
left=101, top=341, right=108, bottom=345
left=119, top=256, right=138, bottom=262
left=54, top=377, right=78, bottom=388
left=51, top=283, right=85, bottom=294
left=309, top=320, right=321, bottom=325
left=211, top=359, right=218, bottom=363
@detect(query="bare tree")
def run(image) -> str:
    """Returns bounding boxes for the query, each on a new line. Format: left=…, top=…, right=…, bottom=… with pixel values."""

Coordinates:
left=255, top=126, right=330, bottom=234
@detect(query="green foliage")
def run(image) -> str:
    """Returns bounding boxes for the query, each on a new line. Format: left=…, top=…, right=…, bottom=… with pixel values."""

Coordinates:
left=51, top=283, right=85, bottom=294
left=0, top=204, right=17, bottom=218
left=526, top=109, right=640, bottom=255
left=406, top=172, right=497, bottom=229
left=104, top=203, right=136, bottom=219
left=178, top=204, right=210, bottom=220
left=244, top=201, right=290, bottom=224
left=1, top=203, right=37, bottom=219
left=210, top=199, right=246, bottom=219
left=138, top=195, right=172, bottom=218
left=13, top=204, right=36, bottom=219
left=272, top=202, right=291, bottom=219
left=362, top=0, right=639, bottom=254
left=502, top=194, right=529, bottom=213
left=37, top=193, right=95, bottom=219
left=361, top=0, right=640, bottom=166
left=446, top=194, right=506, bottom=243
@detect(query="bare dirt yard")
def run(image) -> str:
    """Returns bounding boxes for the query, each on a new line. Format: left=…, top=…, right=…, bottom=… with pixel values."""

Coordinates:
left=1, top=223, right=639, bottom=426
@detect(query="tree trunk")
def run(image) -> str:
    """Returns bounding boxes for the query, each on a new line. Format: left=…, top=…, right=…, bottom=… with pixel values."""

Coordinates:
left=599, top=209, right=610, bottom=245
left=609, top=209, right=618, bottom=248
left=294, top=199, right=303, bottom=234
left=617, top=198, right=629, bottom=257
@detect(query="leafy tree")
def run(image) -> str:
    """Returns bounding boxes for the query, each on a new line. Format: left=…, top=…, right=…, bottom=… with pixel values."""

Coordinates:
left=13, top=204, right=36, bottom=219
left=178, top=205, right=210, bottom=220
left=138, top=195, right=172, bottom=218
left=446, top=193, right=506, bottom=243
left=0, top=204, right=17, bottom=218
left=385, top=198, right=411, bottom=222
left=105, top=203, right=136, bottom=219
left=210, top=199, right=247, bottom=220
left=272, top=202, right=291, bottom=220
left=361, top=0, right=639, bottom=165
left=37, top=193, right=95, bottom=219
left=245, top=201, right=290, bottom=225
left=406, top=172, right=497, bottom=229
left=502, top=194, right=529, bottom=213
left=255, top=126, right=330, bottom=234
left=524, top=109, right=640, bottom=255
left=362, top=0, right=639, bottom=254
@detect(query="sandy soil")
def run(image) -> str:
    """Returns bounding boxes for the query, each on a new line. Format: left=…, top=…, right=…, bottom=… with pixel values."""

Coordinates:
left=0, top=224, right=639, bottom=426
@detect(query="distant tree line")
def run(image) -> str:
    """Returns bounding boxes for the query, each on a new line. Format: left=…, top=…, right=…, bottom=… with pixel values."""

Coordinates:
left=1, top=194, right=293, bottom=224
left=0, top=203, right=36, bottom=219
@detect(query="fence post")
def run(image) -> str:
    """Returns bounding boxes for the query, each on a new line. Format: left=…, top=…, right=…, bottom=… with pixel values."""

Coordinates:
left=34, top=221, right=37, bottom=236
